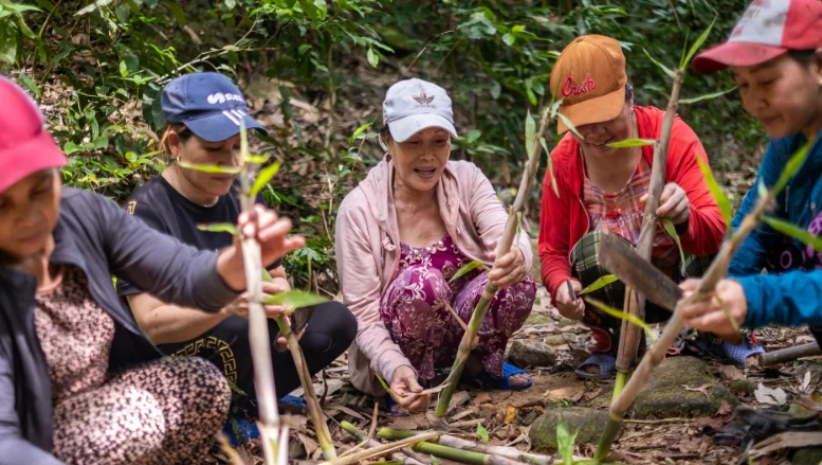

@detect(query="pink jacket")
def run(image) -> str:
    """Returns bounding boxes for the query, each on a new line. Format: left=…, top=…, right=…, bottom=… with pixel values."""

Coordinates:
left=335, top=155, right=533, bottom=394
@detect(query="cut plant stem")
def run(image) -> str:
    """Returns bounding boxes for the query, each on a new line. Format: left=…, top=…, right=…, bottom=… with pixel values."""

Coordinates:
left=612, top=370, right=629, bottom=405
left=435, top=106, right=551, bottom=418
left=614, top=68, right=684, bottom=396
left=340, top=421, right=428, bottom=465
left=378, top=428, right=554, bottom=465
left=321, top=431, right=439, bottom=465
left=377, top=429, right=522, bottom=465
left=594, top=193, right=773, bottom=460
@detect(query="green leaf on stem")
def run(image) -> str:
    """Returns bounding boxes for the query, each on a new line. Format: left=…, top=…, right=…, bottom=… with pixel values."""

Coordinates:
left=661, top=218, right=687, bottom=274
left=579, top=274, right=618, bottom=295
left=681, top=16, right=717, bottom=68
left=375, top=373, right=401, bottom=398
left=558, top=113, right=584, bottom=141
left=762, top=216, right=822, bottom=252
left=178, top=161, right=241, bottom=174
left=476, top=423, right=489, bottom=444
left=541, top=137, right=559, bottom=198
left=757, top=179, right=768, bottom=200
left=525, top=110, right=536, bottom=160
left=197, top=223, right=237, bottom=235
left=585, top=297, right=657, bottom=342
left=773, top=142, right=812, bottom=196
left=556, top=416, right=576, bottom=465
left=549, top=98, right=564, bottom=120
left=713, top=292, right=741, bottom=333
left=261, top=289, right=328, bottom=309
left=679, top=87, right=737, bottom=105
left=250, top=160, right=283, bottom=197
left=430, top=456, right=440, bottom=465
left=449, top=260, right=490, bottom=283
left=261, top=269, right=274, bottom=283
left=349, top=122, right=373, bottom=143
left=643, top=48, right=676, bottom=79
left=606, top=138, right=656, bottom=148
left=696, top=155, right=733, bottom=232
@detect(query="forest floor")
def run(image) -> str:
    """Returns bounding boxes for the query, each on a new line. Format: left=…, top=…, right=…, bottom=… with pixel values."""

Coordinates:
left=213, top=283, right=822, bottom=465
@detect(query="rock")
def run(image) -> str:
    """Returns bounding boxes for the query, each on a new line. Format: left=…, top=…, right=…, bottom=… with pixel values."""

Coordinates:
left=545, top=335, right=566, bottom=346
left=630, top=357, right=738, bottom=419
left=526, top=313, right=554, bottom=325
left=529, top=407, right=610, bottom=449
left=520, top=409, right=540, bottom=426
left=729, top=379, right=758, bottom=396
left=792, top=448, right=822, bottom=465
left=507, top=340, right=557, bottom=367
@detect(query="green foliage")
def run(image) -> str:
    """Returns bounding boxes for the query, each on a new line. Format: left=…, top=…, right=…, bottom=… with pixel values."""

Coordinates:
left=696, top=155, right=733, bottom=233
left=579, top=274, right=618, bottom=295
left=261, top=289, right=328, bottom=311
left=197, top=223, right=238, bottom=235
left=585, top=297, right=657, bottom=342
left=607, top=138, right=656, bottom=148
left=661, top=218, right=687, bottom=272
left=762, top=217, right=822, bottom=253
left=556, top=416, right=576, bottom=465
left=475, top=423, right=489, bottom=444
left=449, top=260, right=490, bottom=283
left=773, top=142, right=812, bottom=196
left=251, top=160, right=282, bottom=197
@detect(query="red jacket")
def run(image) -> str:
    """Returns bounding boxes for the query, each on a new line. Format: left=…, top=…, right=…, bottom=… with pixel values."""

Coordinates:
left=538, top=106, right=727, bottom=304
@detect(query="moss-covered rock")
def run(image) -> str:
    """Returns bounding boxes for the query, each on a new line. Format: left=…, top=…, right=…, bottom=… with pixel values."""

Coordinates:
left=729, top=379, right=757, bottom=396
left=529, top=407, right=611, bottom=449
left=791, top=447, right=822, bottom=465
left=526, top=313, right=554, bottom=326
left=629, top=357, right=739, bottom=419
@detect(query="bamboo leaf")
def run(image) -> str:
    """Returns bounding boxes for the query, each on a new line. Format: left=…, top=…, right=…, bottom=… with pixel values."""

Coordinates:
left=197, top=223, right=237, bottom=235
left=250, top=160, right=283, bottom=197
left=696, top=155, right=733, bottom=230
left=585, top=297, right=657, bottom=342
left=679, top=87, right=737, bottom=105
left=476, top=423, right=489, bottom=444
left=349, top=122, right=373, bottom=143
left=558, top=113, right=584, bottom=141
left=178, top=161, right=241, bottom=174
left=261, top=289, right=328, bottom=308
left=606, top=138, right=656, bottom=148
left=525, top=110, right=536, bottom=160
left=757, top=179, right=768, bottom=199
left=643, top=48, right=676, bottom=79
left=261, top=269, right=274, bottom=283
left=245, top=154, right=271, bottom=164
left=541, top=137, right=559, bottom=198
left=449, top=260, right=490, bottom=283
left=681, top=16, right=717, bottom=68
left=773, top=142, right=812, bottom=196
left=579, top=274, right=618, bottom=295
left=661, top=218, right=687, bottom=274
left=549, top=98, right=564, bottom=120
left=762, top=216, right=822, bottom=252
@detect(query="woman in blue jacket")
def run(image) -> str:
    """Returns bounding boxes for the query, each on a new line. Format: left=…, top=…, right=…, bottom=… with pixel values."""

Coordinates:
left=680, top=0, right=822, bottom=340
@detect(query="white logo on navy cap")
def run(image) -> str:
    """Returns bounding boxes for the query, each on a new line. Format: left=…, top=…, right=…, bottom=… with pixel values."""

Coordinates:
left=222, top=109, right=247, bottom=126
left=207, top=92, right=244, bottom=105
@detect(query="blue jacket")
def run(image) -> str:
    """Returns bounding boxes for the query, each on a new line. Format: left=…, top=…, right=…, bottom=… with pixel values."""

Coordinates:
left=730, top=131, right=822, bottom=328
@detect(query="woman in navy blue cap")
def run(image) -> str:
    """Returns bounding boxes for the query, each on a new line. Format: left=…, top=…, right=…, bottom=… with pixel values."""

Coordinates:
left=118, top=72, right=357, bottom=439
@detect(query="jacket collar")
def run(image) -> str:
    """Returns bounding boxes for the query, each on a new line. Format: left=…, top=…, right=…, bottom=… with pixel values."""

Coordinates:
left=49, top=212, right=87, bottom=270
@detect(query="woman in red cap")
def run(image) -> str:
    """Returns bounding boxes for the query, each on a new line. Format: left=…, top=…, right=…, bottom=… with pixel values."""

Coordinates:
left=0, top=75, right=303, bottom=464
left=682, top=0, right=822, bottom=343
left=537, top=35, right=762, bottom=379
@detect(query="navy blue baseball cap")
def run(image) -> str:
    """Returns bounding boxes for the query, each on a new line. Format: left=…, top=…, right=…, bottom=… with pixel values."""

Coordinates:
left=161, top=72, right=267, bottom=143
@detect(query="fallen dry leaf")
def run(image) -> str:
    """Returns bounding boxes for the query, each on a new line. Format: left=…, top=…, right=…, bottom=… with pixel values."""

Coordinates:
left=754, top=383, right=788, bottom=406
left=684, top=384, right=713, bottom=401
left=503, top=406, right=516, bottom=425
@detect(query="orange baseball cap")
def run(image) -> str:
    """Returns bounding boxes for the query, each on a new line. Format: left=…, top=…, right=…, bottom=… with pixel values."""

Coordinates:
left=549, top=35, right=628, bottom=135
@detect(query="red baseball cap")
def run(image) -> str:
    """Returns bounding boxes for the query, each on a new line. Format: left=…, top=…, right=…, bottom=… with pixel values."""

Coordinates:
left=0, top=75, right=66, bottom=194
left=693, top=0, right=822, bottom=74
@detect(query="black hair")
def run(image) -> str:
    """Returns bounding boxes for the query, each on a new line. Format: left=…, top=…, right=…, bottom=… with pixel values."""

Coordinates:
left=788, top=49, right=819, bottom=67
left=160, top=123, right=193, bottom=161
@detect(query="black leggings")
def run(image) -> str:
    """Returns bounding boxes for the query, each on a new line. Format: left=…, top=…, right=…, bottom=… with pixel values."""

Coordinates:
left=157, top=301, right=357, bottom=416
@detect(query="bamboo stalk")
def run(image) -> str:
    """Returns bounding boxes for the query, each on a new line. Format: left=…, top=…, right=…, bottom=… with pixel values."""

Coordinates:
left=435, top=106, right=551, bottom=417
left=614, top=70, right=684, bottom=379
left=594, top=194, right=773, bottom=460
left=340, top=421, right=428, bottom=465
left=612, top=370, right=628, bottom=404
left=758, top=342, right=821, bottom=366
left=320, top=431, right=439, bottom=465
left=274, top=314, right=337, bottom=459
left=239, top=157, right=283, bottom=465
left=379, top=428, right=555, bottom=465
left=377, top=429, right=523, bottom=465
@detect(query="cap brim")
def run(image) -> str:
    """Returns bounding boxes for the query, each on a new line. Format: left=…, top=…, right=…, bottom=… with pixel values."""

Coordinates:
left=184, top=111, right=269, bottom=143
left=557, top=86, right=625, bottom=135
left=0, top=129, right=67, bottom=193
left=692, top=42, right=788, bottom=74
left=388, top=114, right=458, bottom=143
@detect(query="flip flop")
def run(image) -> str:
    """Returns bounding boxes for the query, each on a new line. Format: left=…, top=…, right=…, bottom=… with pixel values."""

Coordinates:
left=473, top=362, right=533, bottom=390
left=279, top=394, right=306, bottom=414
left=574, top=352, right=616, bottom=380
left=222, top=416, right=259, bottom=447
left=694, top=336, right=765, bottom=368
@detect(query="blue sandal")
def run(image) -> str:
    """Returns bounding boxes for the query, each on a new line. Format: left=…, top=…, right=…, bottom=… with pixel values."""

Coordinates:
left=222, top=395, right=305, bottom=447
left=575, top=352, right=616, bottom=380
left=473, top=362, right=533, bottom=390
left=695, top=337, right=765, bottom=368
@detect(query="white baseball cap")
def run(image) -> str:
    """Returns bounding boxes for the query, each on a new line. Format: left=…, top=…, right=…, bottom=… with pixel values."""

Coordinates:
left=382, top=78, right=458, bottom=144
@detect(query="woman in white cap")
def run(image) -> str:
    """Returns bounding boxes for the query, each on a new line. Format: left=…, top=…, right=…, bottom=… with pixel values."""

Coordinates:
left=336, top=78, right=536, bottom=413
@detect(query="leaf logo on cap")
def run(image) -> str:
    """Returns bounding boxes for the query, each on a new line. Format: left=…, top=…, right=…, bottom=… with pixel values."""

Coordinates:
left=413, top=92, right=435, bottom=104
